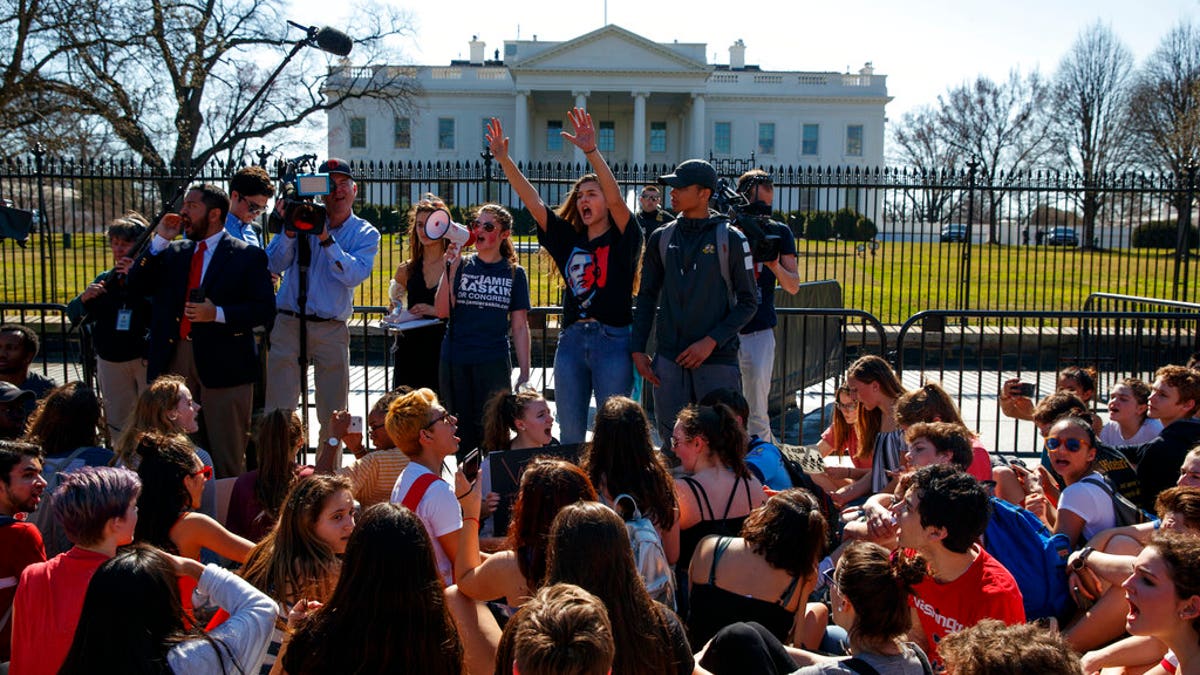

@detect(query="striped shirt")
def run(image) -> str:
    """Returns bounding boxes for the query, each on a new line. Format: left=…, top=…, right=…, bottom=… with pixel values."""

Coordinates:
left=337, top=449, right=410, bottom=506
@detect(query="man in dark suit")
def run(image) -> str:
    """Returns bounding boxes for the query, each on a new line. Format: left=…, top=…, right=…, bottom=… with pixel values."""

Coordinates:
left=127, top=183, right=275, bottom=477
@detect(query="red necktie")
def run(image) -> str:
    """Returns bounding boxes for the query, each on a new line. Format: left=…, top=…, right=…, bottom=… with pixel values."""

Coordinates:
left=179, top=240, right=208, bottom=339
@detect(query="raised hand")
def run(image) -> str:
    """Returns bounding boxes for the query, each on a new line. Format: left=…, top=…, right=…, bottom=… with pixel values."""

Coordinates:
left=486, top=118, right=509, bottom=159
left=561, top=107, right=596, bottom=152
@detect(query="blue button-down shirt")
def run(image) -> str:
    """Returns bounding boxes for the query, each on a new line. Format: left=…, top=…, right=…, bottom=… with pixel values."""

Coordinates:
left=266, top=212, right=380, bottom=321
left=224, top=212, right=262, bottom=248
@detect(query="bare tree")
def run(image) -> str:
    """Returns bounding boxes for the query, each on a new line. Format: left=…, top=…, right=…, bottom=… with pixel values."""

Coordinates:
left=2, top=0, right=418, bottom=200
left=1128, top=21, right=1200, bottom=216
left=936, top=70, right=1053, bottom=243
left=1051, top=22, right=1136, bottom=249
left=889, top=104, right=964, bottom=225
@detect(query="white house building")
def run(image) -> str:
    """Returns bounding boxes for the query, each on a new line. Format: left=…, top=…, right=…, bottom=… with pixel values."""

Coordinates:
left=324, top=25, right=891, bottom=172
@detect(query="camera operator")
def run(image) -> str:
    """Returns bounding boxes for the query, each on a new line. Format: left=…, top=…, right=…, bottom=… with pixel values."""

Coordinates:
left=264, top=158, right=380, bottom=449
left=631, top=159, right=758, bottom=453
left=224, top=166, right=274, bottom=247
left=734, top=170, right=799, bottom=444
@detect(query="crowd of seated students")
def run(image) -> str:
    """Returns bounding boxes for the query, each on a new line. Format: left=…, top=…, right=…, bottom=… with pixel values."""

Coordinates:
left=6, top=351, right=1200, bottom=675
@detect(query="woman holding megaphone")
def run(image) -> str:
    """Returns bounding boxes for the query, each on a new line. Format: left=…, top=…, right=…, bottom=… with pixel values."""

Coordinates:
left=434, top=203, right=531, bottom=458
left=389, top=194, right=454, bottom=393
left=486, top=108, right=640, bottom=444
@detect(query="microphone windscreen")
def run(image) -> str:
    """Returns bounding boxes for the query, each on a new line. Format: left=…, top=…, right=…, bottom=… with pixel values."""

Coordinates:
left=315, top=27, right=353, bottom=56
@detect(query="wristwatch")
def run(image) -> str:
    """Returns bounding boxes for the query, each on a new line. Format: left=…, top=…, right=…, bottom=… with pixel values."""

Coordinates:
left=326, top=437, right=340, bottom=448
left=319, top=235, right=336, bottom=248
left=1071, top=546, right=1094, bottom=571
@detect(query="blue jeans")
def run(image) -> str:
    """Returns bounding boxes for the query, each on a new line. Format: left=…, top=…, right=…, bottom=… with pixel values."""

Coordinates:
left=553, top=321, right=634, bottom=444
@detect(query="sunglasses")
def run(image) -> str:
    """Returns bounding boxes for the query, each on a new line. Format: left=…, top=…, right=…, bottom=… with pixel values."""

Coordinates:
left=1045, top=436, right=1086, bottom=452
left=240, top=196, right=268, bottom=216
left=191, top=465, right=213, bottom=480
left=640, top=193, right=659, bottom=199
left=821, top=566, right=839, bottom=592
left=423, top=410, right=454, bottom=430
left=470, top=220, right=499, bottom=232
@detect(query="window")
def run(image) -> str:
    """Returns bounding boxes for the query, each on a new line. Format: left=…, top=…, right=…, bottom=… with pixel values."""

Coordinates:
left=349, top=117, right=366, bottom=149
left=799, top=188, right=818, bottom=212
left=844, top=188, right=860, bottom=211
left=547, top=120, right=564, bottom=152
left=713, top=122, right=731, bottom=155
left=438, top=118, right=455, bottom=150
left=757, top=122, right=776, bottom=155
left=650, top=121, right=667, bottom=153
left=802, top=124, right=819, bottom=156
left=598, top=121, right=615, bottom=153
left=393, top=116, right=411, bottom=149
left=846, top=124, right=864, bottom=157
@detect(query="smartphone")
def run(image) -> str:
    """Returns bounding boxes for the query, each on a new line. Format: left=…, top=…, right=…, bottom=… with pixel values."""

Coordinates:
left=349, top=415, right=363, bottom=434
left=187, top=288, right=204, bottom=303
left=1015, top=382, right=1036, bottom=397
left=461, top=448, right=481, bottom=482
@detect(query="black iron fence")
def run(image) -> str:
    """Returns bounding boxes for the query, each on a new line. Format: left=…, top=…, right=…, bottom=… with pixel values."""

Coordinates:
left=17, top=297, right=1200, bottom=460
left=2, top=156, right=1197, bottom=324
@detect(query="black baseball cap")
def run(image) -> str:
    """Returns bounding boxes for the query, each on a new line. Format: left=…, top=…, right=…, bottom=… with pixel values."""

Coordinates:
left=0, top=381, right=34, bottom=404
left=319, top=158, right=355, bottom=181
left=658, top=159, right=718, bottom=192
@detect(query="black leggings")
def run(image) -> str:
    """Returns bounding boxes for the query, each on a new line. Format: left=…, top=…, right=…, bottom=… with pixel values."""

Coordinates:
left=699, top=622, right=798, bottom=675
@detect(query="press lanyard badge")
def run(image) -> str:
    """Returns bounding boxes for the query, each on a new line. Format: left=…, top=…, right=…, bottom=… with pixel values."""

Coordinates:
left=116, top=308, right=132, bottom=331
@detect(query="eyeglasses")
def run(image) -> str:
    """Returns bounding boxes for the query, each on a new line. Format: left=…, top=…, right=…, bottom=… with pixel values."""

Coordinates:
left=1045, top=436, right=1086, bottom=452
left=837, top=401, right=857, bottom=411
left=640, top=193, right=659, bottom=200
left=423, top=410, right=454, bottom=430
left=240, top=196, right=268, bottom=216
left=369, top=421, right=386, bottom=433
left=191, top=465, right=213, bottom=480
left=470, top=220, right=499, bottom=233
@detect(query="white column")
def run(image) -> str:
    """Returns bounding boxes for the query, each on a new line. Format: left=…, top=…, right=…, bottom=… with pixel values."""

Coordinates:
left=632, top=92, right=647, bottom=166
left=513, top=90, right=529, bottom=165
left=572, top=90, right=589, bottom=165
left=690, top=93, right=706, bottom=159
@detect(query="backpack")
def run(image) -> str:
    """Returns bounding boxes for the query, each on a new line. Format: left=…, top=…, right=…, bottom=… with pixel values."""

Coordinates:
left=26, top=446, right=90, bottom=558
left=657, top=218, right=736, bottom=309
left=613, top=493, right=676, bottom=610
left=1081, top=474, right=1154, bottom=528
left=981, top=496, right=1072, bottom=621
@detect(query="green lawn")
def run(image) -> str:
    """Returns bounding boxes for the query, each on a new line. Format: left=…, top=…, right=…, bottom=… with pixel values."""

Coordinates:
left=2, top=232, right=1191, bottom=325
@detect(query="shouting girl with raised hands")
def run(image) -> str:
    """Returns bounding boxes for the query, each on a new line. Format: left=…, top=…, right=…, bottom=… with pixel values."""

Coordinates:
left=486, top=109, right=641, bottom=444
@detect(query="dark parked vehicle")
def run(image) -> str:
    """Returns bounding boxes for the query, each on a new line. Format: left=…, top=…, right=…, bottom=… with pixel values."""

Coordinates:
left=940, top=224, right=968, bottom=243
left=1046, top=226, right=1079, bottom=246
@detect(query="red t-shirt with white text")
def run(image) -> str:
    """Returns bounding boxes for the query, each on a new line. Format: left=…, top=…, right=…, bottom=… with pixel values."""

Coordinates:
left=910, top=546, right=1025, bottom=666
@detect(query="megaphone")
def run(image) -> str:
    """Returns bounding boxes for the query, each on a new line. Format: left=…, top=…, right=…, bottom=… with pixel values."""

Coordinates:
left=423, top=208, right=475, bottom=248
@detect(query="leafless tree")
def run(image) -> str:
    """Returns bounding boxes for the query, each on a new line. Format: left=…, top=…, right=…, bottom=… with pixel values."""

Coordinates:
left=1128, top=21, right=1200, bottom=217
left=936, top=70, right=1053, bottom=243
left=889, top=105, right=964, bottom=225
left=1, top=0, right=419, bottom=201
left=1050, top=22, right=1136, bottom=248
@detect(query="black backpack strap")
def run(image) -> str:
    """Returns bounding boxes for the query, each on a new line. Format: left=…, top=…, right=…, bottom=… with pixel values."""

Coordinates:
left=681, top=476, right=715, bottom=521
left=842, top=657, right=882, bottom=675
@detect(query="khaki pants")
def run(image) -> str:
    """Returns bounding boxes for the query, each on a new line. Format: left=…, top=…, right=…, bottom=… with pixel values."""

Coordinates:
left=167, top=340, right=253, bottom=478
left=96, top=357, right=147, bottom=438
left=264, top=312, right=350, bottom=447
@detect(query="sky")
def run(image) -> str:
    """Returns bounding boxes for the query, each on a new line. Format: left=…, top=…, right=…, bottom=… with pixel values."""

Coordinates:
left=286, top=0, right=1200, bottom=121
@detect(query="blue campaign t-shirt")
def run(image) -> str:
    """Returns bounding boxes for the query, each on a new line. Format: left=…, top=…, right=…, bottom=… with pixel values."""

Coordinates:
left=741, top=220, right=798, bottom=334
left=443, top=255, right=531, bottom=365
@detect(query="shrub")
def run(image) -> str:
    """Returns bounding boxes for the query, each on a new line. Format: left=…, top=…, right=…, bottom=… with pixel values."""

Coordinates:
left=1132, top=220, right=1199, bottom=249
left=357, top=203, right=406, bottom=234
left=803, top=211, right=834, bottom=240
left=833, top=208, right=859, bottom=240
left=854, top=216, right=878, bottom=242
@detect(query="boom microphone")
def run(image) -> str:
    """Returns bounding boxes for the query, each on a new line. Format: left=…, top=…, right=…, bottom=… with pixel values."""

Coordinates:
left=314, top=27, right=353, bottom=57
left=286, top=21, right=354, bottom=57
